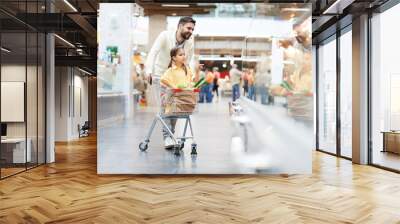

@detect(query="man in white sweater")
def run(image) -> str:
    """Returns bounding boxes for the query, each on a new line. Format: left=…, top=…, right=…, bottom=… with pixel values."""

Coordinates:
left=229, top=64, right=242, bottom=102
left=145, top=16, right=196, bottom=149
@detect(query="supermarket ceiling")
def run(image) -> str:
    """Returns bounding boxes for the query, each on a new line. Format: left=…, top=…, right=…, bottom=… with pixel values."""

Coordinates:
left=98, top=0, right=391, bottom=40
left=0, top=0, right=394, bottom=75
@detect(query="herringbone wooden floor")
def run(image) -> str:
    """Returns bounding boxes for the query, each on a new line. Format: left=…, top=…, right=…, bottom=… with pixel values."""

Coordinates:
left=1, top=135, right=400, bottom=224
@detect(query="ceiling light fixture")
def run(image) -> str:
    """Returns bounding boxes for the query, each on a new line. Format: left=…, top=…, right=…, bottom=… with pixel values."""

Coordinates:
left=54, top=34, right=75, bottom=48
left=63, top=0, right=78, bottom=12
left=161, top=4, right=189, bottom=8
left=323, top=0, right=342, bottom=14
left=322, top=0, right=354, bottom=15
left=281, top=8, right=310, bottom=12
left=78, top=67, right=93, bottom=76
left=1, top=47, right=11, bottom=53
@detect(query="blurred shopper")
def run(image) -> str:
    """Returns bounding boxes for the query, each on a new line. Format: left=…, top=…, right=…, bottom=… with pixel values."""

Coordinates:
left=198, top=68, right=208, bottom=103
left=145, top=16, right=196, bottom=149
left=247, top=69, right=255, bottom=101
left=254, top=69, right=271, bottom=105
left=212, top=67, right=220, bottom=101
left=242, top=68, right=249, bottom=97
left=229, top=64, right=242, bottom=102
left=199, top=69, right=214, bottom=103
left=134, top=63, right=148, bottom=105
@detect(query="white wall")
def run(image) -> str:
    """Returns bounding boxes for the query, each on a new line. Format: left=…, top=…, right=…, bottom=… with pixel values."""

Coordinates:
left=1, top=64, right=46, bottom=164
left=1, top=65, right=34, bottom=138
left=71, top=74, right=89, bottom=138
left=55, top=67, right=89, bottom=141
left=1, top=65, right=26, bottom=81
left=1, top=65, right=26, bottom=134
left=55, top=67, right=68, bottom=141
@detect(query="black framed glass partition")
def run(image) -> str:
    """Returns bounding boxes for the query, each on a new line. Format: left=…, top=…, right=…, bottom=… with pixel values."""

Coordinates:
left=317, top=35, right=337, bottom=155
left=0, top=0, right=46, bottom=179
left=315, top=26, right=353, bottom=159
left=370, top=2, right=400, bottom=172
left=1, top=30, right=28, bottom=177
left=339, top=26, right=352, bottom=159
left=315, top=0, right=400, bottom=171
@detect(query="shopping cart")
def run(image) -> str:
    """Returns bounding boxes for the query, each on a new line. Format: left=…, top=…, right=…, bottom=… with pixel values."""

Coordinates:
left=138, top=88, right=200, bottom=156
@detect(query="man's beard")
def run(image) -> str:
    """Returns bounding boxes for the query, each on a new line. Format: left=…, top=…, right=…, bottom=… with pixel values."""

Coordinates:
left=182, top=32, right=192, bottom=40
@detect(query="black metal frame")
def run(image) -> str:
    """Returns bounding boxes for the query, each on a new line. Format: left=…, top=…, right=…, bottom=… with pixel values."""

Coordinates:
left=366, top=0, right=400, bottom=172
left=315, top=21, right=353, bottom=162
left=315, top=44, right=319, bottom=151
left=367, top=10, right=373, bottom=166
left=0, top=14, right=2, bottom=179
left=316, top=0, right=400, bottom=172
left=0, top=0, right=47, bottom=180
left=336, top=16, right=341, bottom=158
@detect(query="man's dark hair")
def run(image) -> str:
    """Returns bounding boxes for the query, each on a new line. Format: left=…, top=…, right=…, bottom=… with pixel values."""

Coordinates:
left=178, top=16, right=196, bottom=27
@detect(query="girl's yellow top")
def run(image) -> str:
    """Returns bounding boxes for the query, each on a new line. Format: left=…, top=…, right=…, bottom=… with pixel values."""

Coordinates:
left=161, top=64, right=193, bottom=88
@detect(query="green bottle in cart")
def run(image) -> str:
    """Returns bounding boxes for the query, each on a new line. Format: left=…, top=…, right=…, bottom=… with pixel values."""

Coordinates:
left=193, top=77, right=207, bottom=89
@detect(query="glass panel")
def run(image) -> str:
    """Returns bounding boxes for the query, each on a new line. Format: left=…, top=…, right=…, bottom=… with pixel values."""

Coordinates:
left=1, top=30, right=27, bottom=177
left=27, top=30, right=38, bottom=169
left=318, top=37, right=337, bottom=154
left=340, top=29, right=352, bottom=158
left=98, top=3, right=313, bottom=174
left=371, top=4, right=400, bottom=171
left=26, top=0, right=39, bottom=169
left=38, top=32, right=45, bottom=165
left=0, top=1, right=46, bottom=178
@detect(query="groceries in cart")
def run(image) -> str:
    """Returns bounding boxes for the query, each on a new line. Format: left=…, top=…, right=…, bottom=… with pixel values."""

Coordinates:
left=163, top=78, right=208, bottom=115
left=163, top=88, right=199, bottom=115
left=160, top=67, right=200, bottom=115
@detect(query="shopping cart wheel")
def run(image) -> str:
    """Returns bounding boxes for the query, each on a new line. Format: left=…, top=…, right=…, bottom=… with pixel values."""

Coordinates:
left=191, top=144, right=197, bottom=155
left=174, top=147, right=181, bottom=156
left=139, top=142, right=148, bottom=151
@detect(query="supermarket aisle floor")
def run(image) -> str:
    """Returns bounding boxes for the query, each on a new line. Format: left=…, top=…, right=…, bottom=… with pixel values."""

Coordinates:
left=98, top=95, right=313, bottom=174
left=98, top=97, right=245, bottom=174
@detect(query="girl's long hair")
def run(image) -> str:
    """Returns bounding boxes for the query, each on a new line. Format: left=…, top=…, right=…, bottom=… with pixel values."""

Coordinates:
left=168, top=46, right=187, bottom=76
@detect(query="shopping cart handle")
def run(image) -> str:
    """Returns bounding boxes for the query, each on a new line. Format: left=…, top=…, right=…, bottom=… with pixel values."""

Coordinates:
left=171, top=88, right=200, bottom=93
left=171, top=88, right=183, bottom=93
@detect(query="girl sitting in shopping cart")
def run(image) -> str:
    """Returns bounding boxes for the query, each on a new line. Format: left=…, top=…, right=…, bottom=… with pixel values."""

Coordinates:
left=139, top=46, right=202, bottom=155
left=160, top=46, right=199, bottom=139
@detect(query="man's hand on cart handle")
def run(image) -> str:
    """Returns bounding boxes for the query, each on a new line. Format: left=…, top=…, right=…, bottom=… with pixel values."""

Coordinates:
left=147, top=74, right=153, bottom=85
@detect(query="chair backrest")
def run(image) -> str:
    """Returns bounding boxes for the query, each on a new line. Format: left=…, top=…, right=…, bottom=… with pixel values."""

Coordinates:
left=82, top=121, right=90, bottom=129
